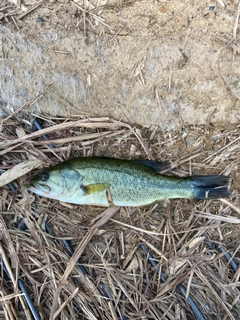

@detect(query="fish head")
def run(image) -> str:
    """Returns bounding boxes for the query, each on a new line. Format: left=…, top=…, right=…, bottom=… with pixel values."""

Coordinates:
left=27, top=165, right=82, bottom=201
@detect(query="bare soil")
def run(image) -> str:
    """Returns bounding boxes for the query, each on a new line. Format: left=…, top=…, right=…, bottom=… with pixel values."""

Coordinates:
left=1, top=0, right=240, bottom=129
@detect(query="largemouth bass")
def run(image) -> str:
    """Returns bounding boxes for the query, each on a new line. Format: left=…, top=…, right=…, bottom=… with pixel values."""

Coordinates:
left=27, top=157, right=231, bottom=207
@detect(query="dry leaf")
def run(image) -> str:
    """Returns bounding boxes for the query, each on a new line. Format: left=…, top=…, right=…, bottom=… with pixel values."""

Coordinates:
left=126, top=256, right=139, bottom=273
left=0, top=160, right=45, bottom=187
left=188, top=236, right=205, bottom=249
left=17, top=195, right=35, bottom=207
left=169, top=258, right=188, bottom=275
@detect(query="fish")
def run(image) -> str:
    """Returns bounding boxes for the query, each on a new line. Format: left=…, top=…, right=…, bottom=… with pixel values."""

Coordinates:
left=27, top=157, right=232, bottom=207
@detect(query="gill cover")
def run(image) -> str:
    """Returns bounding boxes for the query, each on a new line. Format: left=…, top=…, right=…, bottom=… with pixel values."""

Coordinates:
left=60, top=167, right=82, bottom=191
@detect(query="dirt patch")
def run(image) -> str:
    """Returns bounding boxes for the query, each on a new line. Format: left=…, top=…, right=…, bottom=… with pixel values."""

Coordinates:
left=1, top=0, right=240, bottom=129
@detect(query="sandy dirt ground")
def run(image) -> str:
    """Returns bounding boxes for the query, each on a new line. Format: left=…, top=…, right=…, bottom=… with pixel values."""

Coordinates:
left=1, top=0, right=240, bottom=129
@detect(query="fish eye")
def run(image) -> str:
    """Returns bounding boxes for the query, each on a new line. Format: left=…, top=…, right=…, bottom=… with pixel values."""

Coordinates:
left=41, top=172, right=50, bottom=181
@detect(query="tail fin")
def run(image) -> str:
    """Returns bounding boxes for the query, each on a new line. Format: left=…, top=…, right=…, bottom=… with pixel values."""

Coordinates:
left=191, top=176, right=232, bottom=200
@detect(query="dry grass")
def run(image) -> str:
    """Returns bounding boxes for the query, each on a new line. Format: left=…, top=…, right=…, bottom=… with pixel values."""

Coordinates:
left=0, top=104, right=239, bottom=320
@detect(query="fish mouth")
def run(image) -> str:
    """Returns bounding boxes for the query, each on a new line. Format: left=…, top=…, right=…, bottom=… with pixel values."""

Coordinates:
left=27, top=183, right=51, bottom=194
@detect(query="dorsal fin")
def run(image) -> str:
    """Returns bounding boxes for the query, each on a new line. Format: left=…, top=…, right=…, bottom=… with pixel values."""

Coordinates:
left=132, top=160, right=169, bottom=172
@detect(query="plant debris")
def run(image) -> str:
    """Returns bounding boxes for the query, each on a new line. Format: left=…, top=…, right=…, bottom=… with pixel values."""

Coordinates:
left=0, top=106, right=239, bottom=319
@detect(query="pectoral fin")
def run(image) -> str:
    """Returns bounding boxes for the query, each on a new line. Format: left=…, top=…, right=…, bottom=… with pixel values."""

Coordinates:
left=83, top=183, right=109, bottom=195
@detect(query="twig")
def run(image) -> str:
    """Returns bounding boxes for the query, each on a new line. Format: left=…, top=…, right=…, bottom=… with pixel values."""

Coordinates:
left=203, top=136, right=240, bottom=162
left=17, top=0, right=45, bottom=20
left=32, top=130, right=122, bottom=145
left=11, top=16, right=20, bottom=30
left=233, top=2, right=240, bottom=41
left=220, top=198, right=240, bottom=215
left=195, top=211, right=240, bottom=224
